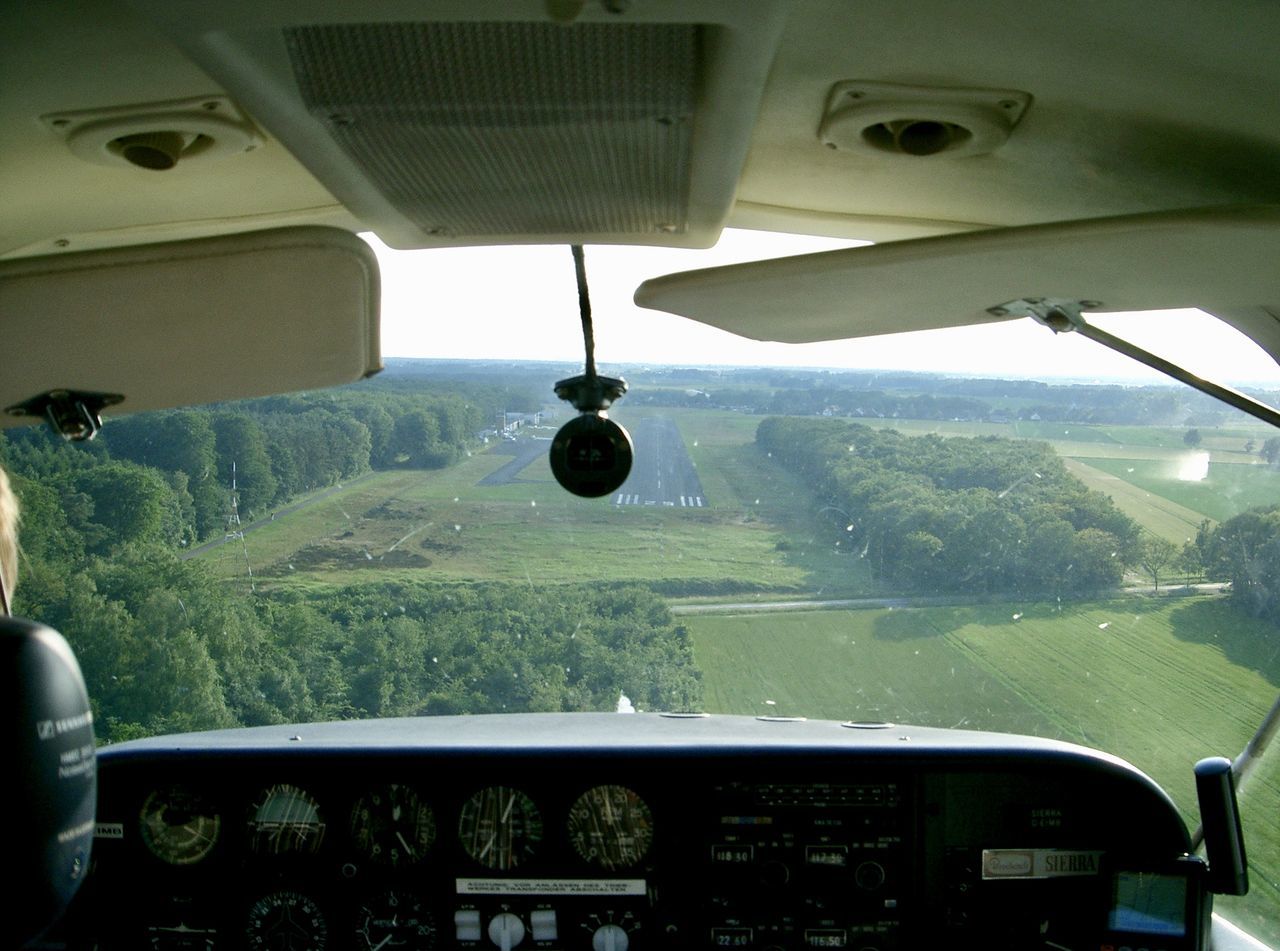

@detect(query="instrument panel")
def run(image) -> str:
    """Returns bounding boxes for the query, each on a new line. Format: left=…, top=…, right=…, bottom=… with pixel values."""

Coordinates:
left=52, top=714, right=1191, bottom=951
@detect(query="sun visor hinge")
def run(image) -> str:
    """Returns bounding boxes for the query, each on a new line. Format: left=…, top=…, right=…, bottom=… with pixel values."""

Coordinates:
left=992, top=297, right=1280, bottom=431
left=5, top=389, right=123, bottom=441
left=988, top=297, right=1095, bottom=333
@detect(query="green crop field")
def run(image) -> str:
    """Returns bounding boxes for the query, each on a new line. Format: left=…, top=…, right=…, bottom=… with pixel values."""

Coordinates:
left=1012, top=420, right=1122, bottom=443
left=1101, top=423, right=1273, bottom=453
left=687, top=595, right=1280, bottom=942
left=688, top=605, right=1060, bottom=730
left=1080, top=456, right=1280, bottom=523
left=1064, top=458, right=1211, bottom=542
left=861, top=418, right=1016, bottom=438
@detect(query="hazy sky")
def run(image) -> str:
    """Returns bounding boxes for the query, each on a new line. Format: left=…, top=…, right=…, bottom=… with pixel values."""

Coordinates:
left=369, top=229, right=1280, bottom=386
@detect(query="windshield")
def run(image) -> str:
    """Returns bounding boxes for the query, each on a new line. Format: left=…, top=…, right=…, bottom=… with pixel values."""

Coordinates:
left=2, top=232, right=1279, bottom=941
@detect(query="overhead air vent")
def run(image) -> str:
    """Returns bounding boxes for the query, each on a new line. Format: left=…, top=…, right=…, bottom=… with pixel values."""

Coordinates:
left=41, top=97, right=261, bottom=171
left=819, top=81, right=1031, bottom=158
left=284, top=21, right=696, bottom=239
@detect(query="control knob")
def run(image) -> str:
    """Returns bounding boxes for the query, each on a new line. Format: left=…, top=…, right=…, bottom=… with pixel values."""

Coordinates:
left=592, top=923, right=629, bottom=951
left=489, top=912, right=525, bottom=950
left=855, top=860, right=886, bottom=890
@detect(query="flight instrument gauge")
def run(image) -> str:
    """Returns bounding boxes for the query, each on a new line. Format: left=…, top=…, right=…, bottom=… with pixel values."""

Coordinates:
left=354, top=891, right=436, bottom=951
left=248, top=784, right=326, bottom=855
left=458, top=786, right=543, bottom=870
left=567, top=786, right=654, bottom=869
left=139, top=786, right=221, bottom=865
left=246, top=891, right=326, bottom=951
left=145, top=921, right=218, bottom=950
left=350, top=785, right=436, bottom=867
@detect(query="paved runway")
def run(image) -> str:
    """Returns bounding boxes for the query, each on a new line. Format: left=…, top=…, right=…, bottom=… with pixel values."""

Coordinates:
left=477, top=436, right=550, bottom=486
left=612, top=416, right=707, bottom=508
left=476, top=418, right=706, bottom=508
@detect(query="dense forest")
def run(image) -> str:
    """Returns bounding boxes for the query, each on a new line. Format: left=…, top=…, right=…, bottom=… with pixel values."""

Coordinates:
left=756, top=417, right=1142, bottom=594
left=16, top=543, right=700, bottom=743
left=0, top=375, right=702, bottom=742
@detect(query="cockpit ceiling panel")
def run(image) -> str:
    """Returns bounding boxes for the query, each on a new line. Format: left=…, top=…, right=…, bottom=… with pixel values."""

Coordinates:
left=284, top=21, right=697, bottom=241
left=131, top=1, right=788, bottom=250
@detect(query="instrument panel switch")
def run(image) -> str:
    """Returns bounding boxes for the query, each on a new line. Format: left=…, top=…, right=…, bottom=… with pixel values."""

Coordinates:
left=530, top=909, right=558, bottom=941
left=455, top=909, right=483, bottom=943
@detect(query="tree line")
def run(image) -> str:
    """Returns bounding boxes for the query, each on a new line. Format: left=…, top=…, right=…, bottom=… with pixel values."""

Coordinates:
left=756, top=417, right=1141, bottom=595
left=0, top=376, right=528, bottom=550
left=625, top=366, right=1272, bottom=428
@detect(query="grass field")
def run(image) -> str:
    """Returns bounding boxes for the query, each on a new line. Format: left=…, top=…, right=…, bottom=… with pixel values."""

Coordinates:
left=1064, top=458, right=1212, bottom=543
left=687, top=595, right=1280, bottom=942
left=1080, top=456, right=1279, bottom=523
left=1012, top=420, right=1122, bottom=443
left=1100, top=423, right=1273, bottom=454
left=204, top=466, right=814, bottom=592
left=689, top=605, right=1061, bottom=729
left=198, top=407, right=875, bottom=597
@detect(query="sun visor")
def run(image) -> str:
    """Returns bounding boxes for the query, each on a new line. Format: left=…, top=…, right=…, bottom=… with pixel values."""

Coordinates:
left=1, top=227, right=380, bottom=429
left=634, top=205, right=1280, bottom=365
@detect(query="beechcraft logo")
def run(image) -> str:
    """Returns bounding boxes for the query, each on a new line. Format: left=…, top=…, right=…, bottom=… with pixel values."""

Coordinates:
left=36, top=720, right=56, bottom=740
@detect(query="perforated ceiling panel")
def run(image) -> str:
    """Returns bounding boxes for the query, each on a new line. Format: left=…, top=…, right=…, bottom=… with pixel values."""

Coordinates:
left=284, top=21, right=698, bottom=239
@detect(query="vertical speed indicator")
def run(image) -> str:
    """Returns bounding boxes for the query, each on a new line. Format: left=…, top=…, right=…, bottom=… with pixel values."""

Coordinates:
left=567, top=786, right=654, bottom=869
left=458, top=787, right=542, bottom=870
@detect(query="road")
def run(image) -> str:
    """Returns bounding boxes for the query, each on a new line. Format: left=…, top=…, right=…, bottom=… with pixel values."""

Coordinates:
left=612, top=416, right=707, bottom=508
left=671, top=583, right=1229, bottom=615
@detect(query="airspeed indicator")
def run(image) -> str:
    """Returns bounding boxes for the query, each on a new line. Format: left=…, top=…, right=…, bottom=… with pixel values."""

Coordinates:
left=458, top=786, right=542, bottom=870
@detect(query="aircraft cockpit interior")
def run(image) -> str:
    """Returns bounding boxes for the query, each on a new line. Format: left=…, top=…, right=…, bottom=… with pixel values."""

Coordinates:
left=4, top=2, right=1280, bottom=949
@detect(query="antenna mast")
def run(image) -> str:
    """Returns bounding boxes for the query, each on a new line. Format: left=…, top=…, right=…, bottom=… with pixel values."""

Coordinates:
left=223, top=460, right=256, bottom=593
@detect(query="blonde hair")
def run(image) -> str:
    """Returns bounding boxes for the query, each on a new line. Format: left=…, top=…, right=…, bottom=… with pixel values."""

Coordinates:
left=0, top=465, right=18, bottom=603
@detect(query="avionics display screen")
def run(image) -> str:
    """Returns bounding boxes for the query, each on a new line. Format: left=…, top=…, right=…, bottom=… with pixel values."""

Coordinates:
left=1108, top=871, right=1187, bottom=937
